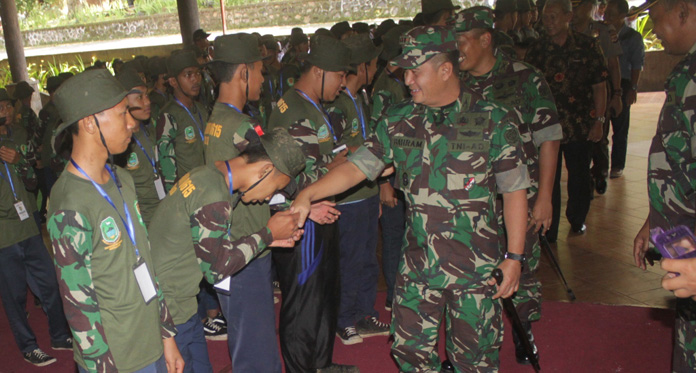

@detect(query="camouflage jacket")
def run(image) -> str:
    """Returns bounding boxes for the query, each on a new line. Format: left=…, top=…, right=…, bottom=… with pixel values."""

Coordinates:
left=17, top=104, right=41, bottom=152
left=349, top=83, right=530, bottom=286
left=370, top=68, right=408, bottom=126
left=648, top=42, right=696, bottom=232
left=0, top=122, right=37, bottom=191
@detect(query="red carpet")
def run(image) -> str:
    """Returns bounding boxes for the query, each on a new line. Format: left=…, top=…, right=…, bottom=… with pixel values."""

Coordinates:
left=0, top=292, right=674, bottom=372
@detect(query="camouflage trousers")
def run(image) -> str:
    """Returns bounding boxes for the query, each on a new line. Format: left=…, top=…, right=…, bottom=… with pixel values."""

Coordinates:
left=390, top=262, right=503, bottom=372
left=511, top=227, right=542, bottom=322
left=673, top=298, right=696, bottom=372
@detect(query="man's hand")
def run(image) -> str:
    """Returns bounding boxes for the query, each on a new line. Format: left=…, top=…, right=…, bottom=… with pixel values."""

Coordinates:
left=162, top=337, right=184, bottom=373
left=609, top=95, right=623, bottom=117
left=291, top=193, right=312, bottom=228
left=0, top=146, right=20, bottom=164
left=327, top=150, right=348, bottom=171
left=530, top=198, right=552, bottom=233
left=379, top=182, right=398, bottom=208
left=662, top=258, right=696, bottom=300
left=270, top=229, right=304, bottom=248
left=627, top=89, right=637, bottom=105
left=267, top=209, right=300, bottom=241
left=487, top=259, right=522, bottom=299
left=588, top=121, right=603, bottom=143
left=634, top=218, right=651, bottom=270
left=309, top=200, right=340, bottom=225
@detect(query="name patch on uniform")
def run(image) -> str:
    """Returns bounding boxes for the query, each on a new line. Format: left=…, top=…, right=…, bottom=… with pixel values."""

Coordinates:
left=100, top=217, right=122, bottom=250
left=392, top=136, right=424, bottom=149
left=184, top=126, right=196, bottom=142
left=278, top=99, right=289, bottom=114
left=317, top=124, right=331, bottom=143
left=127, top=152, right=139, bottom=170
left=448, top=140, right=489, bottom=152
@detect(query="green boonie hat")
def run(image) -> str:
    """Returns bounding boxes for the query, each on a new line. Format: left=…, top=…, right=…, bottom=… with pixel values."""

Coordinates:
left=352, top=22, right=371, bottom=34
left=331, top=21, right=352, bottom=39
left=116, top=69, right=147, bottom=93
left=147, top=57, right=168, bottom=76
left=45, top=76, right=63, bottom=92
left=455, top=7, right=495, bottom=33
left=53, top=69, right=128, bottom=136
left=259, top=128, right=305, bottom=178
left=13, top=81, right=34, bottom=100
left=422, top=0, right=461, bottom=15
left=517, top=0, right=532, bottom=11
left=627, top=0, right=659, bottom=16
left=391, top=26, right=457, bottom=69
left=122, top=60, right=145, bottom=74
left=0, top=88, right=12, bottom=102
left=214, top=33, right=264, bottom=64
left=380, top=25, right=410, bottom=61
left=300, top=35, right=354, bottom=72
left=495, top=0, right=518, bottom=13
left=167, top=49, right=200, bottom=77
left=261, top=34, right=279, bottom=51
left=290, top=29, right=309, bottom=46
left=343, top=34, right=383, bottom=65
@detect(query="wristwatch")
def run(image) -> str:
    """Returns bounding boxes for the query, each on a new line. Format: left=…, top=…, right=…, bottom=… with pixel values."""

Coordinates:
left=595, top=116, right=606, bottom=123
left=505, top=252, right=527, bottom=268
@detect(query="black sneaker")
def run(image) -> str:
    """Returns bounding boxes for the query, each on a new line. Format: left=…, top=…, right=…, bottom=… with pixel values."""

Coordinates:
left=203, top=318, right=227, bottom=341
left=336, top=326, right=363, bottom=345
left=23, top=349, right=57, bottom=367
left=51, top=337, right=73, bottom=350
left=441, top=359, right=455, bottom=373
left=385, top=299, right=392, bottom=311
left=355, top=316, right=390, bottom=338
left=211, top=312, right=227, bottom=329
left=316, top=363, right=360, bottom=372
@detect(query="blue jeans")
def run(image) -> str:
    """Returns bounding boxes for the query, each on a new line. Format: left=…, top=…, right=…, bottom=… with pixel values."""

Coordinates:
left=217, top=254, right=281, bottom=373
left=379, top=179, right=406, bottom=303
left=196, top=280, right=219, bottom=320
left=0, top=235, right=70, bottom=353
left=175, top=314, right=212, bottom=373
left=79, top=355, right=166, bottom=373
left=337, top=195, right=380, bottom=328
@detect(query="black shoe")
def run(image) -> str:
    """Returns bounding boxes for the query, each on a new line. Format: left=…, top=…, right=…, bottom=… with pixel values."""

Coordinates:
left=595, top=178, right=607, bottom=194
left=23, top=348, right=57, bottom=367
left=571, top=223, right=586, bottom=234
left=513, top=322, right=539, bottom=366
left=51, top=337, right=73, bottom=350
left=355, top=316, right=390, bottom=337
left=441, top=359, right=454, bottom=372
left=203, top=318, right=227, bottom=341
left=336, top=326, right=363, bottom=345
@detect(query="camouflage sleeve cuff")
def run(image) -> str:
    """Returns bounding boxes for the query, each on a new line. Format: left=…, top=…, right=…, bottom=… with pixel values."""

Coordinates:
left=496, top=164, right=531, bottom=194
left=348, top=146, right=386, bottom=182
left=532, top=123, right=563, bottom=147
left=258, top=227, right=274, bottom=248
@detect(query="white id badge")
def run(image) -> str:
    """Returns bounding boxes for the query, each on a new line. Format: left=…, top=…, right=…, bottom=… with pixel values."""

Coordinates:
left=214, top=276, right=231, bottom=294
left=269, top=194, right=286, bottom=206
left=154, top=176, right=166, bottom=200
left=332, top=144, right=347, bottom=154
left=14, top=201, right=30, bottom=221
left=133, top=259, right=157, bottom=304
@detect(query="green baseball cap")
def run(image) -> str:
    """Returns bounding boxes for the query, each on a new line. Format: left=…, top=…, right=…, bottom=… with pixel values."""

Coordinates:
left=343, top=34, right=383, bottom=65
left=422, top=0, right=461, bottom=15
left=214, top=33, right=264, bottom=64
left=455, top=7, right=495, bottom=33
left=391, top=26, right=457, bottom=69
left=13, top=81, right=34, bottom=100
left=259, top=127, right=305, bottom=178
left=167, top=49, right=200, bottom=77
left=380, top=25, right=410, bottom=61
left=53, top=69, right=128, bottom=135
left=300, top=35, right=354, bottom=72
left=495, top=0, right=518, bottom=13
left=0, top=88, right=12, bottom=102
left=116, top=69, right=147, bottom=93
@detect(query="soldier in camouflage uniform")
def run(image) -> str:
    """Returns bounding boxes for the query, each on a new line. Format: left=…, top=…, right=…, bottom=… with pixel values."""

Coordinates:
left=47, top=69, right=184, bottom=373
left=493, top=0, right=521, bottom=57
left=292, top=26, right=531, bottom=372
left=632, top=0, right=696, bottom=371
left=260, top=34, right=301, bottom=130
left=147, top=56, right=169, bottom=122
left=456, top=7, right=562, bottom=365
left=150, top=128, right=304, bottom=373
left=0, top=87, right=71, bottom=367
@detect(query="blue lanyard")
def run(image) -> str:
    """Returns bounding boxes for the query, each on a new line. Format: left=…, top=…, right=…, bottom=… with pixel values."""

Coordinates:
left=1, top=162, right=18, bottom=200
left=222, top=103, right=242, bottom=114
left=70, top=160, right=140, bottom=257
left=225, top=161, right=234, bottom=196
left=295, top=89, right=336, bottom=143
left=344, top=88, right=367, bottom=139
left=174, top=98, right=205, bottom=140
left=387, top=69, right=404, bottom=87
left=132, top=126, right=158, bottom=178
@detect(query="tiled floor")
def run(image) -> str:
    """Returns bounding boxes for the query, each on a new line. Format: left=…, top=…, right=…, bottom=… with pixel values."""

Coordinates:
left=537, top=91, right=675, bottom=309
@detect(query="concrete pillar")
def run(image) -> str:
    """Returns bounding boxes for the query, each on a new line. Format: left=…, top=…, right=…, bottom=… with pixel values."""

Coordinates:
left=177, top=0, right=201, bottom=47
left=0, top=0, right=29, bottom=82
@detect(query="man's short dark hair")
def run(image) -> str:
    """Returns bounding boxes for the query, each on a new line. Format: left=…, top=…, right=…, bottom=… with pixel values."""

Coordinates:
left=206, top=61, right=256, bottom=85
left=424, top=9, right=452, bottom=25
left=608, top=0, right=629, bottom=14
left=430, top=50, right=461, bottom=76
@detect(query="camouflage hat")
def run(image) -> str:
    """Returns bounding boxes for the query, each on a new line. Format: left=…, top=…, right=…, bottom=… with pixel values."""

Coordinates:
left=380, top=25, right=410, bottom=61
left=422, top=0, right=461, bottom=15
left=146, top=56, right=168, bottom=76
left=45, top=76, right=63, bottom=93
left=331, top=21, right=353, bottom=39
left=495, top=0, right=518, bottom=13
left=167, top=49, right=199, bottom=77
left=517, top=0, right=532, bottom=11
left=116, top=69, right=147, bottom=93
left=343, top=33, right=383, bottom=65
left=391, top=26, right=457, bottom=69
left=300, top=35, right=354, bottom=72
left=0, top=88, right=12, bottom=102
left=259, top=127, right=305, bottom=178
left=13, top=81, right=34, bottom=100
left=627, top=0, right=659, bottom=16
left=53, top=69, right=127, bottom=135
left=455, top=7, right=495, bottom=33
left=214, top=33, right=264, bottom=64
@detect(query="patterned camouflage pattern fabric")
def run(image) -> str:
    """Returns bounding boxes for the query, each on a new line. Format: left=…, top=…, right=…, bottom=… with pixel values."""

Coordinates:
left=463, top=51, right=562, bottom=322
left=349, top=82, right=530, bottom=371
left=647, top=43, right=696, bottom=372
left=454, top=6, right=495, bottom=33
left=391, top=26, right=458, bottom=69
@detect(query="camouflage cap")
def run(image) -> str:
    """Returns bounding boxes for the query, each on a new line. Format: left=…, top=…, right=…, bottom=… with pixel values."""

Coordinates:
left=391, top=26, right=457, bottom=69
left=300, top=35, right=354, bottom=72
left=380, top=25, right=410, bottom=61
left=259, top=128, right=305, bottom=178
left=495, top=0, right=518, bottom=13
left=0, top=88, right=12, bottom=102
left=146, top=56, right=168, bottom=76
left=517, top=0, right=532, bottom=11
left=53, top=69, right=127, bottom=135
left=13, top=81, right=34, bottom=100
left=214, top=33, right=264, bottom=64
left=116, top=68, right=147, bottom=93
left=45, top=76, right=63, bottom=93
left=343, top=33, right=383, bottom=65
left=455, top=7, right=495, bottom=33
left=167, top=49, right=200, bottom=77
left=422, top=0, right=461, bottom=15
